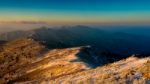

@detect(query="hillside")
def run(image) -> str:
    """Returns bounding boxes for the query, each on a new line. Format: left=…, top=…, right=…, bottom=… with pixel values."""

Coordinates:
left=0, top=30, right=33, bottom=41
left=0, top=38, right=149, bottom=84
left=23, top=57, right=150, bottom=84
left=0, top=39, right=47, bottom=84
left=0, top=39, right=88, bottom=84
left=1, top=26, right=150, bottom=56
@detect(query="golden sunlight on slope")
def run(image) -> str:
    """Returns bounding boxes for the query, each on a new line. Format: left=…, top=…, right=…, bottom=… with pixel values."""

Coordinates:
left=0, top=38, right=149, bottom=84
left=0, top=39, right=88, bottom=84
left=12, top=47, right=88, bottom=83
left=0, top=38, right=46, bottom=84
left=21, top=57, right=150, bottom=84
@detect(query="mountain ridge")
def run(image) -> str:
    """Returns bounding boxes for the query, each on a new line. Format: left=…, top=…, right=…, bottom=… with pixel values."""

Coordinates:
left=0, top=26, right=150, bottom=84
left=0, top=38, right=149, bottom=84
left=0, top=26, right=150, bottom=56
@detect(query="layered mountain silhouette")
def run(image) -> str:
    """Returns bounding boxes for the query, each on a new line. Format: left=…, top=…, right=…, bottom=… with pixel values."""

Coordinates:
left=1, top=25, right=150, bottom=56
left=0, top=25, right=150, bottom=83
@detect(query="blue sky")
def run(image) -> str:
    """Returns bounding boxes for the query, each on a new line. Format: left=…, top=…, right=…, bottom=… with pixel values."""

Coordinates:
left=0, top=0, right=150, bottom=25
left=0, top=0, right=149, bottom=11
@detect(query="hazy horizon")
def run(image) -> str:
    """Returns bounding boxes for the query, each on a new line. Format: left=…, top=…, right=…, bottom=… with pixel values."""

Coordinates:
left=0, top=0, right=150, bottom=25
left=0, top=0, right=150, bottom=34
left=0, top=24, right=150, bottom=38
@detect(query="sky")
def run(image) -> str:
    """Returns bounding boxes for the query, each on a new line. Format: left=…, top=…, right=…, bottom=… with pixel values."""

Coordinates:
left=0, top=0, right=150, bottom=25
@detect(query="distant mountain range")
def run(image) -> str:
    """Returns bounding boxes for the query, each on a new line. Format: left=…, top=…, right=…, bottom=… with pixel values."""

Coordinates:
left=0, top=25, right=150, bottom=83
left=0, top=25, right=150, bottom=57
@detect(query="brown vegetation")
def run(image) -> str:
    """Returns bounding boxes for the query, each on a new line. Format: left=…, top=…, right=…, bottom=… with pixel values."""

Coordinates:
left=0, top=39, right=87, bottom=84
left=0, top=38, right=46, bottom=84
left=0, top=38, right=149, bottom=84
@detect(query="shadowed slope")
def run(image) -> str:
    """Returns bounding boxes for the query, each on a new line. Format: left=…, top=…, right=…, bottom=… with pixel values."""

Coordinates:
left=1, top=25, right=150, bottom=68
left=0, top=38, right=149, bottom=84
left=0, top=39, right=88, bottom=84
left=1, top=26, right=150, bottom=56
left=26, top=56, right=149, bottom=84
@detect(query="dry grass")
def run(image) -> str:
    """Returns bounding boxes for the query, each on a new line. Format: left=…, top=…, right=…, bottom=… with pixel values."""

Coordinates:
left=0, top=38, right=87, bottom=84
left=29, top=57, right=149, bottom=84
left=0, top=38, right=149, bottom=84
left=0, top=38, right=46, bottom=84
left=139, top=60, right=150, bottom=79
